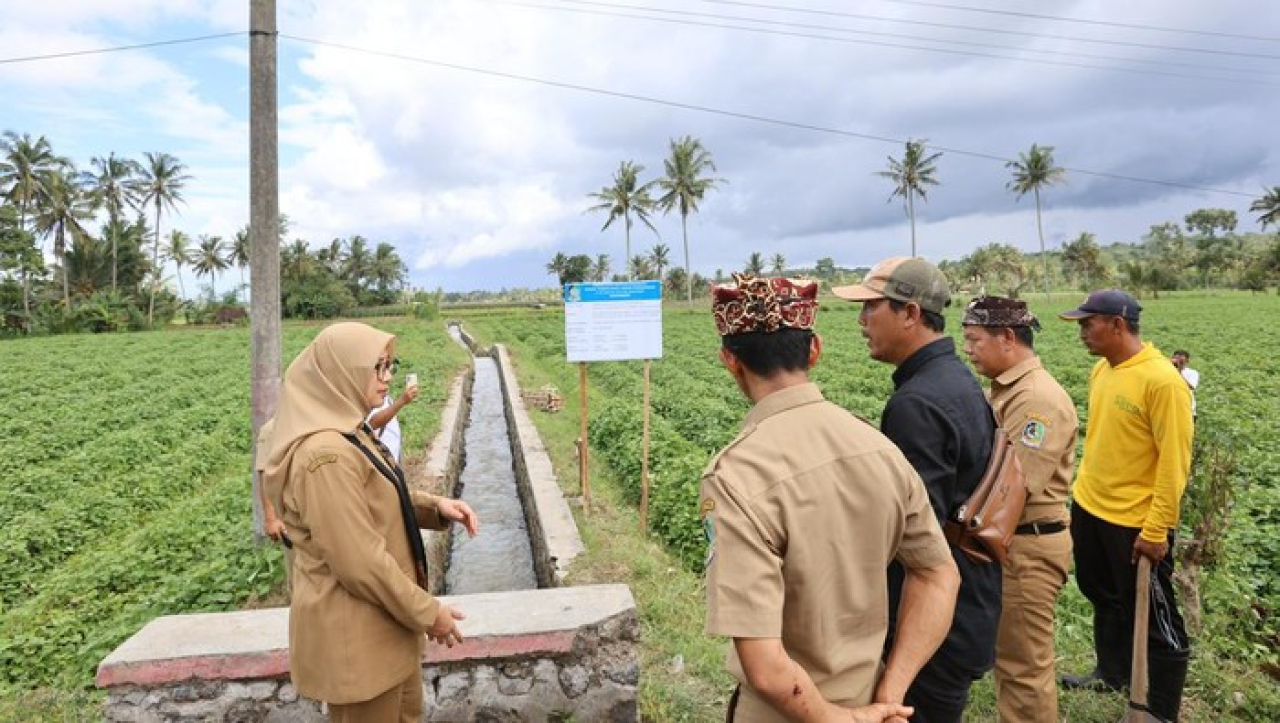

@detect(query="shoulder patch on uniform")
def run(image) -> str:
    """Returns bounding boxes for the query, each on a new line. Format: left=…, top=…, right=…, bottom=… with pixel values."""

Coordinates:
left=307, top=453, right=339, bottom=472
left=702, top=511, right=716, bottom=570
left=1020, top=417, right=1048, bottom=449
left=700, top=498, right=716, bottom=517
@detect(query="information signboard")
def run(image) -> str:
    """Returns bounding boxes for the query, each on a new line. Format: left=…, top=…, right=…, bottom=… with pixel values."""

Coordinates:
left=563, top=281, right=663, bottom=362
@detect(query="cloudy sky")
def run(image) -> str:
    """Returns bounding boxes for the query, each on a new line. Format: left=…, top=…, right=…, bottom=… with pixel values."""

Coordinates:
left=3, top=0, right=1277, bottom=293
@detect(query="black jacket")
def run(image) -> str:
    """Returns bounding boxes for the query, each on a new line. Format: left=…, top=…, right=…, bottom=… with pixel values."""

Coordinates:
left=882, top=337, right=1000, bottom=676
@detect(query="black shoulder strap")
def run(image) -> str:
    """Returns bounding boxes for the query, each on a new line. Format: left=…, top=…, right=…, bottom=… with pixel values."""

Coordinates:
left=342, top=428, right=430, bottom=590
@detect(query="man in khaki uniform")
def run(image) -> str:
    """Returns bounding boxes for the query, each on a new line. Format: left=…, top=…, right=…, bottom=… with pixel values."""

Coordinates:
left=960, top=296, right=1077, bottom=723
left=702, top=274, right=960, bottom=723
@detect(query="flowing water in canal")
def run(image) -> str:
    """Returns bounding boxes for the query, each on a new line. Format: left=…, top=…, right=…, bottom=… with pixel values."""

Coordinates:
left=444, top=350, right=538, bottom=594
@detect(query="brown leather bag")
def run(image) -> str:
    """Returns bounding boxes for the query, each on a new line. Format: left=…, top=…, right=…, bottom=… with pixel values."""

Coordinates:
left=944, top=427, right=1028, bottom=565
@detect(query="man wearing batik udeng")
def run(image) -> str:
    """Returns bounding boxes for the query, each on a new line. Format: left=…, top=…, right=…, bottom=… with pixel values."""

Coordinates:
left=700, top=273, right=959, bottom=723
left=961, top=296, right=1077, bottom=723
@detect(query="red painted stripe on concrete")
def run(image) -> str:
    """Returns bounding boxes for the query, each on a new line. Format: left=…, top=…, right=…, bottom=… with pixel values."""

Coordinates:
left=95, top=650, right=291, bottom=688
left=95, top=631, right=579, bottom=687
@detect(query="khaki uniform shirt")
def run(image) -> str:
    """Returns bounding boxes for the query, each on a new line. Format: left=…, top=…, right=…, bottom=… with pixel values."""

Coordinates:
left=700, top=383, right=951, bottom=723
left=279, top=427, right=449, bottom=704
left=989, top=357, right=1078, bottom=524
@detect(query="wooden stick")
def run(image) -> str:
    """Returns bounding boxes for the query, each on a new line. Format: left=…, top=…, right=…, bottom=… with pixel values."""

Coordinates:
left=641, top=359, right=651, bottom=533
left=579, top=361, right=590, bottom=509
left=1126, top=555, right=1153, bottom=721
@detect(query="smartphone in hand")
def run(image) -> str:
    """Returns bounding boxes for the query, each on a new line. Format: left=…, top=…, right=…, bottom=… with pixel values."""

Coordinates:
left=405, top=373, right=419, bottom=390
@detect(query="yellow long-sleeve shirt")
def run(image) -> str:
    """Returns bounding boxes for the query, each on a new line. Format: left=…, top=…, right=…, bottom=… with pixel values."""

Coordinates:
left=1073, top=343, right=1194, bottom=543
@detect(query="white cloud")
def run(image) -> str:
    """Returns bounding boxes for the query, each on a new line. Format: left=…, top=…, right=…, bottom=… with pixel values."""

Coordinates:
left=3, top=0, right=1276, bottom=293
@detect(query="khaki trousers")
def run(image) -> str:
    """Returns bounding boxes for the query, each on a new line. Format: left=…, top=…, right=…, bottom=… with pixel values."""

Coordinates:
left=994, top=529, right=1072, bottom=723
left=329, top=671, right=424, bottom=723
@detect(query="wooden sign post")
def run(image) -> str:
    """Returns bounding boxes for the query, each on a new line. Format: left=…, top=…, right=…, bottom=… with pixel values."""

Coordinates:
left=563, top=281, right=664, bottom=525
left=640, top=359, right=651, bottom=533
left=579, top=361, right=590, bottom=508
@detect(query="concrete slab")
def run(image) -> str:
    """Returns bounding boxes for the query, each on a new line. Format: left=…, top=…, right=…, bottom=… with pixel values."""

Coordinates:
left=494, top=345, right=586, bottom=579
left=96, top=585, right=634, bottom=689
left=96, top=607, right=291, bottom=687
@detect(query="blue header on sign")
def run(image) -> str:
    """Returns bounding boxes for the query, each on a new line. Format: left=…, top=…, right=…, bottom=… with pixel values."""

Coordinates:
left=563, top=280, right=663, bottom=303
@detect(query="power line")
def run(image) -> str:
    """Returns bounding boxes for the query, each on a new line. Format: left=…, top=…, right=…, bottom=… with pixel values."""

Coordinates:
left=860, top=0, right=1280, bottom=44
left=0, top=27, right=1261, bottom=199
left=525, top=0, right=1280, bottom=73
left=0, top=32, right=246, bottom=65
left=608, top=0, right=1280, bottom=61
left=278, top=33, right=1258, bottom=200
left=488, top=0, right=1280, bottom=86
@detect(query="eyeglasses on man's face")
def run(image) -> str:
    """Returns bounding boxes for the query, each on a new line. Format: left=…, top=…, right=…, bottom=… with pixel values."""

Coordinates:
left=374, top=357, right=401, bottom=376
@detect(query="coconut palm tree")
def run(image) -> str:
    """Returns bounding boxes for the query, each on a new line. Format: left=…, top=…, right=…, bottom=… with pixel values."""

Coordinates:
left=134, top=151, right=191, bottom=327
left=230, top=226, right=250, bottom=301
left=628, top=255, right=655, bottom=280
left=318, top=237, right=343, bottom=274
left=656, top=136, right=722, bottom=301
left=1251, top=186, right=1280, bottom=230
left=546, top=252, right=570, bottom=286
left=876, top=138, right=942, bottom=257
left=0, top=207, right=44, bottom=310
left=770, top=253, right=786, bottom=275
left=1, top=132, right=69, bottom=314
left=192, top=234, right=229, bottom=292
left=343, top=235, right=372, bottom=299
left=586, top=160, right=659, bottom=281
left=281, top=239, right=313, bottom=281
left=591, top=253, right=611, bottom=282
left=370, top=242, right=406, bottom=303
left=99, top=217, right=149, bottom=295
left=1007, top=143, right=1066, bottom=300
left=62, top=234, right=114, bottom=298
left=89, top=153, right=142, bottom=293
left=648, top=243, right=671, bottom=281
left=32, top=169, right=95, bottom=306
left=744, top=252, right=765, bottom=276
left=163, top=229, right=193, bottom=301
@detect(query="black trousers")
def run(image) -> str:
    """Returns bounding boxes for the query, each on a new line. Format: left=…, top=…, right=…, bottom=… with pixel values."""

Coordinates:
left=900, top=652, right=976, bottom=723
left=1071, top=504, right=1191, bottom=721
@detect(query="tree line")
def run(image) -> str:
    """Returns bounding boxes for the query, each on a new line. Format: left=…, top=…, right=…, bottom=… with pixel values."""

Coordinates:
left=0, top=131, right=411, bottom=335
left=560, top=136, right=1280, bottom=299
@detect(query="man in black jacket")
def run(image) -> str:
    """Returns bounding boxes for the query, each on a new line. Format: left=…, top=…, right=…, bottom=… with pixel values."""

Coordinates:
left=834, top=257, right=999, bottom=723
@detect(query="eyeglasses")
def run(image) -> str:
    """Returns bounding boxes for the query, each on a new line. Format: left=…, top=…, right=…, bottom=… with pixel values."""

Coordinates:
left=374, top=357, right=400, bottom=376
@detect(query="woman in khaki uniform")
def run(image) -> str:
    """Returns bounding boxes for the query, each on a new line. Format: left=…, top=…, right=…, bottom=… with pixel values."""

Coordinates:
left=263, top=322, right=479, bottom=722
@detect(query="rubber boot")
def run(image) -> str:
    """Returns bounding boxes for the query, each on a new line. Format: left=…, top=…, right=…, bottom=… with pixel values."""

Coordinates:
left=1146, top=647, right=1189, bottom=722
left=1094, top=607, right=1131, bottom=689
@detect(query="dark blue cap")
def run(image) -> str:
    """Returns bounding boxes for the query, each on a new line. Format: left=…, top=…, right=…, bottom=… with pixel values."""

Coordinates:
left=1059, top=289, right=1142, bottom=322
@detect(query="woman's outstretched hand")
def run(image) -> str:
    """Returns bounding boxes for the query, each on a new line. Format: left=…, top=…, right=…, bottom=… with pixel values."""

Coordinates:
left=437, top=498, right=479, bottom=537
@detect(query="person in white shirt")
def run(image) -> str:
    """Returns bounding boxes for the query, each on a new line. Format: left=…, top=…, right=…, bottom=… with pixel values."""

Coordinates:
left=1170, top=350, right=1199, bottom=419
left=367, top=361, right=419, bottom=461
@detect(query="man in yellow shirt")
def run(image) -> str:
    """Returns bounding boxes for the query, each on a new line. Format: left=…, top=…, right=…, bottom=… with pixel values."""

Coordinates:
left=1058, top=289, right=1193, bottom=722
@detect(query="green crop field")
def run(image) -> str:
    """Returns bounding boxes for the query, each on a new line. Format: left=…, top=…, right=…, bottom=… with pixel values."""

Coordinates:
left=0, top=319, right=469, bottom=709
left=2, top=294, right=1277, bottom=721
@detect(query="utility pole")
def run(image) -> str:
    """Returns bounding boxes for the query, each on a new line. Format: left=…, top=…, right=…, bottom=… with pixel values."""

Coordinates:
left=249, top=0, right=281, bottom=541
